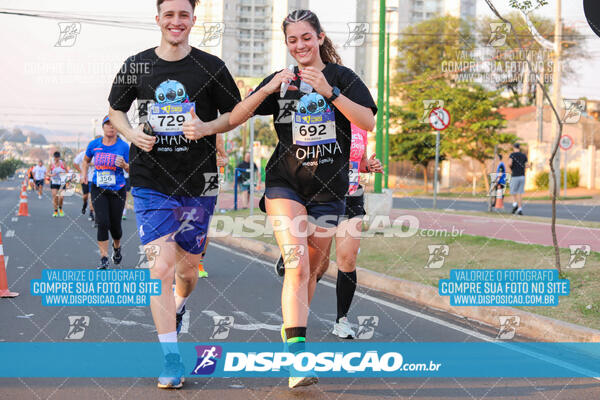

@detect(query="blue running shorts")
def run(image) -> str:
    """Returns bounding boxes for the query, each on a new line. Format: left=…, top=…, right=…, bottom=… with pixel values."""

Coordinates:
left=132, top=187, right=216, bottom=254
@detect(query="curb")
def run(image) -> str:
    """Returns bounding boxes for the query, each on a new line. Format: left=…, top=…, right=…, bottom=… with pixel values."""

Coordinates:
left=213, top=235, right=600, bottom=342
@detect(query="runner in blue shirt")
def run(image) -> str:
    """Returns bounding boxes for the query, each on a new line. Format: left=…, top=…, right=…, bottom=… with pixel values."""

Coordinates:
left=496, top=154, right=506, bottom=186
left=81, top=115, right=130, bottom=270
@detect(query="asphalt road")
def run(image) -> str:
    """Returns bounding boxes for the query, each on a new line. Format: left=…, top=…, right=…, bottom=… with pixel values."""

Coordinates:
left=393, top=197, right=600, bottom=222
left=0, top=178, right=598, bottom=399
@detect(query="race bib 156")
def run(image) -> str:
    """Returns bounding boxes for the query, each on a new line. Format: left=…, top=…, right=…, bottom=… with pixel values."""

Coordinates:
left=96, top=171, right=116, bottom=187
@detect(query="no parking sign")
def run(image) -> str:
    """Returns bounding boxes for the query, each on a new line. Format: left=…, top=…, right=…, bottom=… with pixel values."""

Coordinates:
left=559, top=135, right=573, bottom=151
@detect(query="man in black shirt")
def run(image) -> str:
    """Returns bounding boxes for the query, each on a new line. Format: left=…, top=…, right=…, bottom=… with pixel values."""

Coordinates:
left=508, top=143, right=529, bottom=215
left=236, top=151, right=260, bottom=208
left=107, top=0, right=240, bottom=389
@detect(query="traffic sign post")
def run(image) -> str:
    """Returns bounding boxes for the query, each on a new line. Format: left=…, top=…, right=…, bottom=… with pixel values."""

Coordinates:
left=429, top=108, right=450, bottom=209
left=559, top=135, right=573, bottom=198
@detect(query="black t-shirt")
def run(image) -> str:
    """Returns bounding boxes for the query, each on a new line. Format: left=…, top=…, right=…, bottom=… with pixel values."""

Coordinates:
left=251, top=63, right=377, bottom=202
left=236, top=161, right=259, bottom=183
left=509, top=151, right=528, bottom=177
left=108, top=47, right=241, bottom=197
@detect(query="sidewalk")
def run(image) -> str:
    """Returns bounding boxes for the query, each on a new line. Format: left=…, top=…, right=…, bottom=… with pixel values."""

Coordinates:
left=215, top=192, right=600, bottom=251
left=391, top=209, right=600, bottom=252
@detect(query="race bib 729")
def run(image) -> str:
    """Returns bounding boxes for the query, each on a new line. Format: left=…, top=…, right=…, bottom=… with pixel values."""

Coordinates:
left=148, top=102, right=195, bottom=136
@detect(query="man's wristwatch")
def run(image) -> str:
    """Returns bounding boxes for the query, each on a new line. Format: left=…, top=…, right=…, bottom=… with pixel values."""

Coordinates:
left=327, top=86, right=340, bottom=103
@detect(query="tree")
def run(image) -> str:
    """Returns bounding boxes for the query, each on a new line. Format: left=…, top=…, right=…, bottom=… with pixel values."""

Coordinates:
left=232, top=118, right=277, bottom=150
left=477, top=12, right=587, bottom=107
left=393, top=16, right=477, bottom=84
left=0, top=159, right=25, bottom=180
left=393, top=72, right=517, bottom=190
left=442, top=85, right=518, bottom=188
left=253, top=119, right=277, bottom=148
left=389, top=107, right=443, bottom=192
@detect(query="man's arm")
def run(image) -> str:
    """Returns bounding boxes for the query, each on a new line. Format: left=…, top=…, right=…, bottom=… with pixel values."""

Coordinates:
left=108, top=107, right=156, bottom=152
left=183, top=111, right=238, bottom=141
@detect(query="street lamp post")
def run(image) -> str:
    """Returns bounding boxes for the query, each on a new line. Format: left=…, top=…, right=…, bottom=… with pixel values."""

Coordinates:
left=384, top=7, right=397, bottom=190
left=374, top=0, right=386, bottom=194
left=384, top=31, right=390, bottom=189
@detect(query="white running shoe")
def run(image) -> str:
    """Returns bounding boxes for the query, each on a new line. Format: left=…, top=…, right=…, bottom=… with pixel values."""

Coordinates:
left=332, top=317, right=355, bottom=339
left=289, top=375, right=318, bottom=389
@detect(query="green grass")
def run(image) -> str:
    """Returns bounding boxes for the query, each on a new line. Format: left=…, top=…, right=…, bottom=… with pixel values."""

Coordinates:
left=214, top=208, right=600, bottom=330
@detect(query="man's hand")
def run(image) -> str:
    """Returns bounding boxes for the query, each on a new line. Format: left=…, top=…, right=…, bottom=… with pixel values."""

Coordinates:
left=80, top=174, right=88, bottom=185
left=131, top=124, right=156, bottom=152
left=183, top=107, right=213, bottom=140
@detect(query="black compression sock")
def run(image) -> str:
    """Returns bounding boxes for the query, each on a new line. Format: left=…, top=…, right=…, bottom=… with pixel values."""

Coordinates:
left=285, top=327, right=306, bottom=354
left=336, top=270, right=357, bottom=323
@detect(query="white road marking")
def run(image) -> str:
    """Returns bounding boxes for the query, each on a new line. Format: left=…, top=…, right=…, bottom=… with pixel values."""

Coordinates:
left=101, top=317, right=156, bottom=331
left=202, top=310, right=280, bottom=331
left=11, top=217, right=18, bottom=222
left=5, top=230, right=15, bottom=238
left=209, top=241, right=600, bottom=380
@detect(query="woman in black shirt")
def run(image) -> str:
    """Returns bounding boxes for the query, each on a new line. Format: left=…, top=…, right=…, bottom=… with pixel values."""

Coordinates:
left=229, top=9, right=376, bottom=388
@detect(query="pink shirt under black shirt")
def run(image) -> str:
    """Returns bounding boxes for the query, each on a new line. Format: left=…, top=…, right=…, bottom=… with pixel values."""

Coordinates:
left=348, top=124, right=367, bottom=196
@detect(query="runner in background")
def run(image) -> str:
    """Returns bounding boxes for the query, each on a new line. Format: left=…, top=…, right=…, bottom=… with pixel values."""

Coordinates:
left=229, top=9, right=376, bottom=389
left=73, top=148, right=96, bottom=221
left=495, top=153, right=506, bottom=203
left=273, top=125, right=383, bottom=339
left=107, top=0, right=240, bottom=389
left=326, top=124, right=382, bottom=338
left=197, top=134, right=227, bottom=279
left=32, top=160, right=46, bottom=199
left=27, top=165, right=35, bottom=191
left=122, top=169, right=130, bottom=220
left=236, top=151, right=260, bottom=209
left=508, top=143, right=528, bottom=215
left=81, top=115, right=130, bottom=270
left=47, top=151, right=68, bottom=217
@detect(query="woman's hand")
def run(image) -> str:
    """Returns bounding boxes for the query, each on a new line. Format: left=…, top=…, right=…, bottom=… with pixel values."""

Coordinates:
left=366, top=154, right=383, bottom=173
left=298, top=67, right=333, bottom=99
left=261, top=68, right=298, bottom=95
left=216, top=154, right=228, bottom=167
left=115, top=156, right=126, bottom=169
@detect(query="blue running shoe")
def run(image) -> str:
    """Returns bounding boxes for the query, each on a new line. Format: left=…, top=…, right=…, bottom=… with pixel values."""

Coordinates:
left=157, top=353, right=185, bottom=389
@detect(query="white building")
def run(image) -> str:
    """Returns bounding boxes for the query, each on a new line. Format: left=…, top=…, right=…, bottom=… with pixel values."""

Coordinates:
left=194, top=0, right=308, bottom=77
left=354, top=0, right=476, bottom=88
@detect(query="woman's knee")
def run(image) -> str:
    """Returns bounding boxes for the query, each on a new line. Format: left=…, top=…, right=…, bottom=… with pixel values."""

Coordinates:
left=337, top=251, right=357, bottom=272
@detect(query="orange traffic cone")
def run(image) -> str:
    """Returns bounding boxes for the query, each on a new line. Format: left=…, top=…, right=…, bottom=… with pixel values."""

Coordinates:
left=0, top=227, right=19, bottom=298
left=494, top=187, right=504, bottom=209
left=17, top=189, right=29, bottom=217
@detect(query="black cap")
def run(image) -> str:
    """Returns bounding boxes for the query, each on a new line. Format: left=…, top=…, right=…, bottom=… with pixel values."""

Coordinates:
left=53, top=151, right=60, bottom=158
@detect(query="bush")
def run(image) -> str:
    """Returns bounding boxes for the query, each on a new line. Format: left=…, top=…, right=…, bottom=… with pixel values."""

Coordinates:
left=535, top=171, right=549, bottom=190
left=0, top=159, right=25, bottom=180
left=534, top=169, right=579, bottom=190
left=567, top=168, right=580, bottom=188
